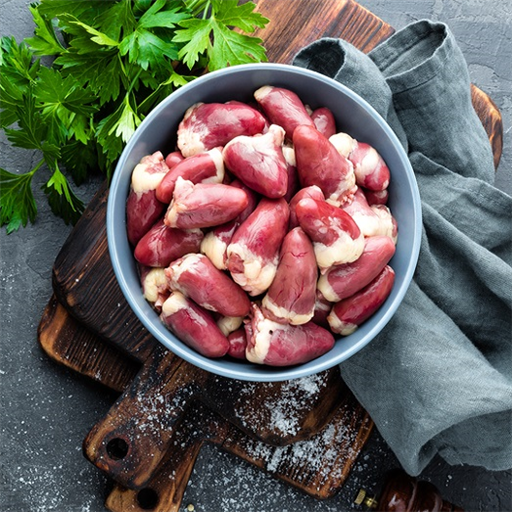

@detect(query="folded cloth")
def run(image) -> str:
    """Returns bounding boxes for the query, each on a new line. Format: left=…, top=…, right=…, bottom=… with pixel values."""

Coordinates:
left=294, top=20, right=512, bottom=476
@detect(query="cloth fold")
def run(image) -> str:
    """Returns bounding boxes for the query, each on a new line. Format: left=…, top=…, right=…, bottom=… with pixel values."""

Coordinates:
left=293, top=20, right=512, bottom=475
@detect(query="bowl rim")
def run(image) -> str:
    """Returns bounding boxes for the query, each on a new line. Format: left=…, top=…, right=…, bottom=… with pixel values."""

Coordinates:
left=107, top=62, right=422, bottom=382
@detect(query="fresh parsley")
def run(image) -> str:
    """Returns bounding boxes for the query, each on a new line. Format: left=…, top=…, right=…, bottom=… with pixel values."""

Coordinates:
left=174, top=0, right=269, bottom=70
left=0, top=0, right=269, bottom=233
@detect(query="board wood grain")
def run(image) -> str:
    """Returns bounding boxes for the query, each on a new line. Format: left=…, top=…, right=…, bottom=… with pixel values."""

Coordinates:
left=40, top=294, right=352, bottom=490
left=38, top=296, right=373, bottom=510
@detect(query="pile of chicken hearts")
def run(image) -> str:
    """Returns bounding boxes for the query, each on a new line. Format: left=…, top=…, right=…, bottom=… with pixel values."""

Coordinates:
left=126, top=85, right=398, bottom=367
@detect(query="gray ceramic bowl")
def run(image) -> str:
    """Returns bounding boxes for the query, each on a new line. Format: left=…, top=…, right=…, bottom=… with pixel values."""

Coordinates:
left=107, top=63, right=421, bottom=382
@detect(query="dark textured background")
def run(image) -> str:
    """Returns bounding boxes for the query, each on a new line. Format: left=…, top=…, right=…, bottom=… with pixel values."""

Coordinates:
left=1, top=1, right=511, bottom=511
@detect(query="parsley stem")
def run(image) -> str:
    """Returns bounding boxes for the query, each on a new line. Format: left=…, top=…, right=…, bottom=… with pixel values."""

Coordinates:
left=30, top=158, right=45, bottom=176
left=117, top=54, right=131, bottom=92
left=127, top=68, right=142, bottom=95
left=202, top=1, right=212, bottom=19
left=138, top=85, right=162, bottom=114
left=186, top=0, right=208, bottom=17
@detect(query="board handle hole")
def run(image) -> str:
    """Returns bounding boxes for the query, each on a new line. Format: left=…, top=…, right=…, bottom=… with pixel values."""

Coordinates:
left=106, top=437, right=129, bottom=460
left=137, top=488, right=160, bottom=510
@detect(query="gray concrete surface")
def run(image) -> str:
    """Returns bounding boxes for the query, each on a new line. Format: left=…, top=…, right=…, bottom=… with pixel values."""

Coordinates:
left=1, top=1, right=511, bottom=511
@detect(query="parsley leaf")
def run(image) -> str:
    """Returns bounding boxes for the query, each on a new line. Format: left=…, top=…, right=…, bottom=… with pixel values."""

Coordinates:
left=60, top=139, right=99, bottom=186
left=43, top=164, right=85, bottom=224
left=208, top=22, right=267, bottom=70
left=174, top=0, right=269, bottom=70
left=3, top=89, right=60, bottom=161
left=37, top=0, right=109, bottom=24
left=25, top=5, right=65, bottom=56
left=120, top=29, right=179, bottom=71
left=213, top=0, right=270, bottom=33
left=119, top=0, right=186, bottom=72
left=139, top=0, right=189, bottom=29
left=0, top=71, right=25, bottom=128
left=96, top=95, right=142, bottom=175
left=34, top=67, right=98, bottom=118
left=95, top=0, right=137, bottom=41
left=172, top=18, right=211, bottom=69
left=0, top=37, right=40, bottom=88
left=63, top=17, right=120, bottom=47
left=0, top=38, right=42, bottom=128
left=0, top=168, right=38, bottom=234
left=55, top=50, right=122, bottom=106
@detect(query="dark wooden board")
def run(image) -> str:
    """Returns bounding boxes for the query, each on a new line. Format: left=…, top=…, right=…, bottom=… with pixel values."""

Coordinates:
left=104, top=401, right=372, bottom=512
left=52, top=181, right=158, bottom=362
left=39, top=296, right=373, bottom=511
left=40, top=295, right=354, bottom=490
left=39, top=0, right=503, bottom=510
left=38, top=295, right=140, bottom=393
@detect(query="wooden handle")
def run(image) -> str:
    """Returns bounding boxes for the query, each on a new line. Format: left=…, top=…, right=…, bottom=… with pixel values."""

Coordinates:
left=83, top=346, right=207, bottom=490
left=377, top=469, right=464, bottom=512
left=105, top=403, right=230, bottom=512
left=105, top=439, right=203, bottom=512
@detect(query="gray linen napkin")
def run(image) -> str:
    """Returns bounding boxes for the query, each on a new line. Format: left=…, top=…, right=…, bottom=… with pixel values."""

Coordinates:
left=294, top=20, right=512, bottom=476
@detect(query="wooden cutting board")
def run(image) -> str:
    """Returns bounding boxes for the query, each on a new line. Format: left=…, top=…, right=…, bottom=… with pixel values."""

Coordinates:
left=39, top=296, right=373, bottom=511
left=38, top=0, right=503, bottom=511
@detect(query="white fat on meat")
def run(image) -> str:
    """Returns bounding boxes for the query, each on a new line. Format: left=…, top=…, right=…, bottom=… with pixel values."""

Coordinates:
left=164, top=204, right=180, bottom=227
left=315, top=293, right=332, bottom=313
left=224, top=124, right=285, bottom=164
left=164, top=177, right=192, bottom=226
left=202, top=147, right=225, bottom=184
left=246, top=315, right=283, bottom=364
left=347, top=209, right=382, bottom=238
left=355, top=146, right=390, bottom=189
left=282, top=145, right=296, bottom=166
left=227, top=243, right=278, bottom=296
left=131, top=154, right=168, bottom=193
left=268, top=124, right=286, bottom=145
left=200, top=231, right=228, bottom=270
left=329, top=132, right=357, bottom=158
left=217, top=316, right=243, bottom=336
left=316, top=274, right=338, bottom=302
left=261, top=295, right=314, bottom=325
left=143, top=268, right=168, bottom=303
left=161, top=291, right=189, bottom=316
left=372, top=205, right=398, bottom=243
left=161, top=291, right=209, bottom=328
left=167, top=253, right=203, bottom=284
left=324, top=162, right=356, bottom=207
left=314, top=229, right=364, bottom=272
left=327, top=308, right=357, bottom=336
left=177, top=103, right=208, bottom=157
left=253, top=85, right=272, bottom=103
